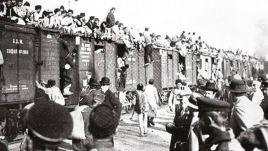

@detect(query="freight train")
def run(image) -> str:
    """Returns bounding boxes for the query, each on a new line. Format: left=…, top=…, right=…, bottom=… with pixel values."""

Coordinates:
left=0, top=21, right=263, bottom=139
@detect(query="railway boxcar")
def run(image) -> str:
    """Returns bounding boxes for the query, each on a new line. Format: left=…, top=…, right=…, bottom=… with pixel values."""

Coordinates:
left=0, top=22, right=36, bottom=107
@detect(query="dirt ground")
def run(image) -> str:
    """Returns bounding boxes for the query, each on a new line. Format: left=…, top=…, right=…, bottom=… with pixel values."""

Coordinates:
left=9, top=105, right=174, bottom=151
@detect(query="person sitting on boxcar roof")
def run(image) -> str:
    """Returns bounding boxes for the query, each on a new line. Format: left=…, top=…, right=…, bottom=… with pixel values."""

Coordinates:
left=0, top=107, right=8, bottom=151
left=32, top=5, right=42, bottom=23
left=4, top=0, right=20, bottom=23
left=61, top=9, right=75, bottom=33
left=48, top=8, right=61, bottom=29
left=13, top=0, right=26, bottom=25
left=36, top=80, right=65, bottom=106
left=86, top=16, right=95, bottom=30
left=0, top=0, right=6, bottom=18
left=24, top=101, right=73, bottom=151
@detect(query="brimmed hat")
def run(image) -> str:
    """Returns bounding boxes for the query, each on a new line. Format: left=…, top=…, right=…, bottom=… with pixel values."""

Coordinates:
left=100, top=77, right=110, bottom=85
left=26, top=101, right=73, bottom=142
left=228, top=79, right=248, bottom=93
left=201, top=81, right=218, bottom=92
left=90, top=104, right=119, bottom=139
left=197, top=97, right=230, bottom=112
left=88, top=78, right=100, bottom=87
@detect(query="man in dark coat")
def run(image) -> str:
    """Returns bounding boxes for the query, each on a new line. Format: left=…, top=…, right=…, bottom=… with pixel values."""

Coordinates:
left=106, top=7, right=115, bottom=28
left=79, top=78, right=105, bottom=107
left=197, top=97, right=244, bottom=151
left=100, top=77, right=122, bottom=118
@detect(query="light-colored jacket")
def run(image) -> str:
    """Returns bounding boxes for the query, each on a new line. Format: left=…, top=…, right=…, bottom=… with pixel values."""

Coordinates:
left=252, top=89, right=264, bottom=106
left=144, top=85, right=159, bottom=109
left=231, top=95, right=264, bottom=137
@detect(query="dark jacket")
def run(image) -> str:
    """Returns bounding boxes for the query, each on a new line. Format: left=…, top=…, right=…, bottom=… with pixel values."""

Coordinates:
left=103, top=89, right=122, bottom=117
left=106, top=12, right=115, bottom=28
left=201, top=130, right=243, bottom=151
left=5, top=6, right=19, bottom=18
left=79, top=89, right=105, bottom=107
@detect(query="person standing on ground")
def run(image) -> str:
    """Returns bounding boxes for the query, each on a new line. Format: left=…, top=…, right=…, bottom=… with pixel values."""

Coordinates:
left=251, top=80, right=264, bottom=105
left=229, top=79, right=264, bottom=137
left=196, top=97, right=244, bottom=151
left=100, top=77, right=122, bottom=120
left=144, top=79, right=159, bottom=127
left=134, top=83, right=149, bottom=137
left=168, top=79, right=192, bottom=112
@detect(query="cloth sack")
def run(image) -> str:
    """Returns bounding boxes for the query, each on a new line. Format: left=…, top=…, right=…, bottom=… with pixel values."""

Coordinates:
left=70, top=109, right=86, bottom=140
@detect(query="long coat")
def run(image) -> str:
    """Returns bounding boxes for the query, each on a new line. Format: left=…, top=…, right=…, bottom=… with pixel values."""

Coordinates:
left=103, top=89, right=122, bottom=117
left=106, top=12, right=115, bottom=28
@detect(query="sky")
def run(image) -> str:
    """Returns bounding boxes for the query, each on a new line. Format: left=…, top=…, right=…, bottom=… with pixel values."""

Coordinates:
left=28, top=0, right=268, bottom=58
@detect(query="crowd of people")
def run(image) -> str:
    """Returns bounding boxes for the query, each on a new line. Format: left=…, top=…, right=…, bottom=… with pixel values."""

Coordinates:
left=165, top=73, right=268, bottom=151
left=0, top=71, right=267, bottom=151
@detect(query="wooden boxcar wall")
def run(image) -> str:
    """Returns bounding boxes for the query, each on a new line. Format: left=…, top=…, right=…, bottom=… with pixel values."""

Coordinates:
left=37, top=30, right=60, bottom=88
left=144, top=48, right=179, bottom=91
left=0, top=23, right=36, bottom=104
left=125, top=49, right=141, bottom=91
left=79, top=39, right=117, bottom=91
left=185, top=53, right=197, bottom=85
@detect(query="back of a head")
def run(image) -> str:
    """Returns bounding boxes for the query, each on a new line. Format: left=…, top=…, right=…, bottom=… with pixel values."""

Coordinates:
left=47, top=80, right=56, bottom=88
left=148, top=79, right=154, bottom=85
left=90, top=104, right=119, bottom=139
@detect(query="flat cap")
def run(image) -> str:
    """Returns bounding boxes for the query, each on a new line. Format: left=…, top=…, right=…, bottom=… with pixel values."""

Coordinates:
left=197, top=97, right=230, bottom=112
left=26, top=101, right=73, bottom=142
